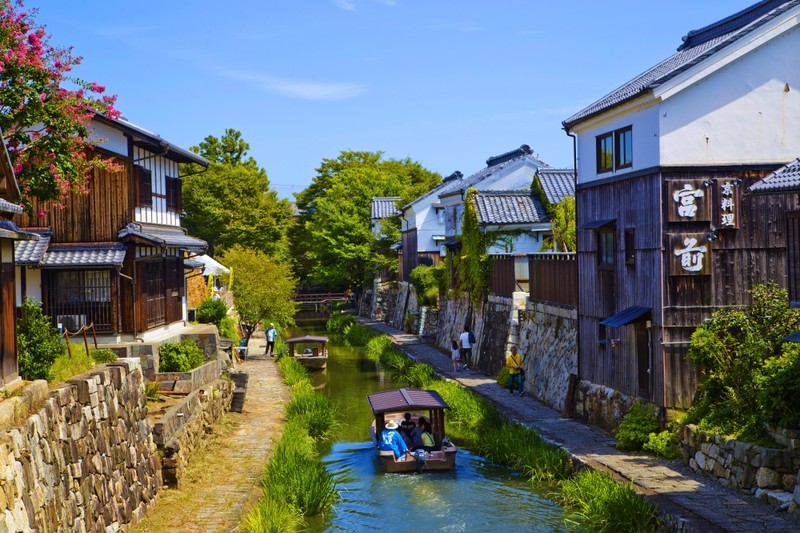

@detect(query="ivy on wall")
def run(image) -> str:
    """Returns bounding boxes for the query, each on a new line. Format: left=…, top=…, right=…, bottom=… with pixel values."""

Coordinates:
left=457, top=188, right=492, bottom=305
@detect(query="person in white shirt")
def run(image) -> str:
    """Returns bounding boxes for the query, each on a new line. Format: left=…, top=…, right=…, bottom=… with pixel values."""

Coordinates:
left=459, top=326, right=474, bottom=370
left=266, top=323, right=278, bottom=357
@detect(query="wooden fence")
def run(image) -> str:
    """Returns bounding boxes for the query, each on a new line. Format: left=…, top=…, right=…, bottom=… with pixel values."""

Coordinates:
left=528, top=253, right=577, bottom=307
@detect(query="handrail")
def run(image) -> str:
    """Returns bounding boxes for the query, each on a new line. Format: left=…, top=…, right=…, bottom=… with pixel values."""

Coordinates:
left=62, top=323, right=99, bottom=358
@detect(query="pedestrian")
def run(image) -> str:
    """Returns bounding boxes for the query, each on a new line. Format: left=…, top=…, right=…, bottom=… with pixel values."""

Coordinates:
left=459, top=325, right=475, bottom=370
left=506, top=345, right=524, bottom=397
left=451, top=339, right=461, bottom=372
left=266, top=322, right=278, bottom=357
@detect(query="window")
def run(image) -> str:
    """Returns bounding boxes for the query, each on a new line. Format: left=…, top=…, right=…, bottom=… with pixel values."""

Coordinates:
left=615, top=127, right=632, bottom=169
left=596, top=126, right=632, bottom=174
left=166, top=176, right=181, bottom=212
left=598, top=228, right=615, bottom=266
left=624, top=228, right=635, bottom=264
left=135, top=165, right=152, bottom=208
left=596, top=133, right=613, bottom=173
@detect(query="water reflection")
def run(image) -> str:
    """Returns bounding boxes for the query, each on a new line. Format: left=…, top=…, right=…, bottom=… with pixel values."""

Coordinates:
left=292, top=321, right=568, bottom=532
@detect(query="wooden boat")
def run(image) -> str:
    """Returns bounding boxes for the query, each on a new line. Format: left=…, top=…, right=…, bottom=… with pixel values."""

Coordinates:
left=367, top=388, right=457, bottom=473
left=285, top=335, right=329, bottom=370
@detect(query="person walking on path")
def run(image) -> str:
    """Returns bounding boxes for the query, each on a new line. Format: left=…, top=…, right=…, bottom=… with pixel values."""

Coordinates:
left=459, top=325, right=474, bottom=370
left=266, top=323, right=278, bottom=357
left=450, top=339, right=461, bottom=373
left=506, top=345, right=524, bottom=397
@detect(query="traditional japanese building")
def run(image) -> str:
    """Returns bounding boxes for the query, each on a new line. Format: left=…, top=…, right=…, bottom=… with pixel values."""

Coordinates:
left=562, top=0, right=800, bottom=412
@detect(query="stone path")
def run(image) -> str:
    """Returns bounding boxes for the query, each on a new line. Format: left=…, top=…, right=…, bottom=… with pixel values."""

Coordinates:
left=358, top=318, right=800, bottom=533
left=132, top=331, right=289, bottom=533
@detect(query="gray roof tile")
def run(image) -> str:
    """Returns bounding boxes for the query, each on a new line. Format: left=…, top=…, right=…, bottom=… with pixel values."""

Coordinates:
left=14, top=229, right=50, bottom=264
left=537, top=168, right=575, bottom=205
left=0, top=198, right=22, bottom=215
left=42, top=243, right=126, bottom=267
left=118, top=223, right=206, bottom=252
left=440, top=154, right=549, bottom=200
left=749, top=158, right=800, bottom=193
left=371, top=197, right=400, bottom=219
left=563, top=1, right=800, bottom=128
left=473, top=191, right=548, bottom=226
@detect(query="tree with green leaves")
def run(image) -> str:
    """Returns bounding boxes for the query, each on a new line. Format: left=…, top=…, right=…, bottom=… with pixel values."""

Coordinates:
left=541, top=196, right=576, bottom=252
left=457, top=187, right=492, bottom=305
left=182, top=129, right=293, bottom=258
left=220, top=245, right=298, bottom=343
left=293, top=150, right=440, bottom=289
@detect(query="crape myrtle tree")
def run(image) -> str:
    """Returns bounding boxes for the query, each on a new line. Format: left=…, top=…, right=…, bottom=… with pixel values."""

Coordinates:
left=292, top=150, right=440, bottom=289
left=219, top=245, right=298, bottom=344
left=0, top=0, right=119, bottom=209
left=181, top=129, right=294, bottom=258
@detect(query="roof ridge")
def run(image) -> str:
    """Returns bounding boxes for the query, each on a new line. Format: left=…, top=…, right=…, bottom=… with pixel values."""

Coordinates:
left=678, top=0, right=794, bottom=50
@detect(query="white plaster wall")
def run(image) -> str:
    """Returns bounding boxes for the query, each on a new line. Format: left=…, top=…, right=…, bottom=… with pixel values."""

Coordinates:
left=575, top=104, right=660, bottom=185
left=487, top=232, right=542, bottom=255
left=416, top=203, right=445, bottom=252
left=90, top=121, right=128, bottom=156
left=660, top=25, right=800, bottom=165
left=16, top=267, right=42, bottom=303
left=133, top=146, right=181, bottom=227
left=480, top=160, right=539, bottom=190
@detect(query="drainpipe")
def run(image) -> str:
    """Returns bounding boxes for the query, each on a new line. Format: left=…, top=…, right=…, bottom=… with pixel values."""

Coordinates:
left=566, top=130, right=580, bottom=397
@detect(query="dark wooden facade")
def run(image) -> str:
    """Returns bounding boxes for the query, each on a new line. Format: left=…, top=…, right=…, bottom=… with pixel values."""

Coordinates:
left=528, top=253, right=577, bottom=307
left=578, top=167, right=792, bottom=409
left=400, top=229, right=418, bottom=282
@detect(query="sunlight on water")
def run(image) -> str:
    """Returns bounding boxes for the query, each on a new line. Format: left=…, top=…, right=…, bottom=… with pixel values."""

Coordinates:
left=293, top=321, right=568, bottom=532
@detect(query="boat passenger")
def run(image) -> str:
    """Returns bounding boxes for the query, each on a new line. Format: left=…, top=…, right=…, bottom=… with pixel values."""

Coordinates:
left=410, top=416, right=427, bottom=449
left=420, top=421, right=436, bottom=451
left=380, top=420, right=410, bottom=461
left=400, top=412, right=416, bottom=436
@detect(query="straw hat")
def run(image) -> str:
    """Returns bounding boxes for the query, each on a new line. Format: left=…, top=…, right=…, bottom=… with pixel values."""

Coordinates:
left=385, top=420, right=399, bottom=430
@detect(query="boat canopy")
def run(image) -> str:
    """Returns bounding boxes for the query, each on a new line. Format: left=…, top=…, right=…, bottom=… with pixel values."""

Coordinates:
left=285, top=335, right=329, bottom=344
left=367, top=388, right=450, bottom=415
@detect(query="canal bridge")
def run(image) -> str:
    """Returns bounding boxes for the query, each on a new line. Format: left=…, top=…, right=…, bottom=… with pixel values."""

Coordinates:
left=293, top=292, right=349, bottom=319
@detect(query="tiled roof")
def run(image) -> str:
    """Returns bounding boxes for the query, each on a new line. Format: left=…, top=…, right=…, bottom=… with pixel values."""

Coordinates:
left=0, top=198, right=22, bottom=215
left=537, top=168, right=575, bottom=205
left=42, top=243, right=126, bottom=267
left=440, top=154, right=549, bottom=200
left=749, top=158, right=800, bottom=193
left=14, top=229, right=51, bottom=265
left=118, top=223, right=207, bottom=252
left=371, top=197, right=400, bottom=219
left=184, top=258, right=204, bottom=270
left=472, top=191, right=548, bottom=226
left=563, top=0, right=800, bottom=128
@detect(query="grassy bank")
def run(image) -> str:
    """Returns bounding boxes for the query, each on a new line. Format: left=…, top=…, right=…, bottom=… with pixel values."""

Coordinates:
left=241, top=355, right=339, bottom=532
left=363, top=333, right=659, bottom=532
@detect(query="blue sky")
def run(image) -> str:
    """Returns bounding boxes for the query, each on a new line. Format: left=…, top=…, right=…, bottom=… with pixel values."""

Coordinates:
left=33, top=0, right=755, bottom=199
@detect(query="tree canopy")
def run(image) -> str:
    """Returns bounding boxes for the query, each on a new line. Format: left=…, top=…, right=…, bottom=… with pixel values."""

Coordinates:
left=541, top=196, right=576, bottom=252
left=0, top=0, right=119, bottom=208
left=182, top=129, right=293, bottom=258
left=220, top=245, right=298, bottom=335
left=293, top=150, right=440, bottom=289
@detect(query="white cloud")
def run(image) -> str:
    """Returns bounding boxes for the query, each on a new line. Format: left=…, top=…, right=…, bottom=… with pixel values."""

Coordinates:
left=335, top=0, right=356, bottom=11
left=215, top=69, right=366, bottom=101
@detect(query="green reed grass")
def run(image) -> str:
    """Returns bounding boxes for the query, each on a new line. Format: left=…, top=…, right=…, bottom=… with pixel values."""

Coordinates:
left=243, top=347, right=339, bottom=531
left=558, top=469, right=659, bottom=532
left=342, top=323, right=379, bottom=346
left=365, top=335, right=394, bottom=362
left=49, top=344, right=95, bottom=384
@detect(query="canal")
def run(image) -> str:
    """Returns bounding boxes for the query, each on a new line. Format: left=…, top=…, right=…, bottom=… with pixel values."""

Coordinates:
left=293, top=321, right=570, bottom=532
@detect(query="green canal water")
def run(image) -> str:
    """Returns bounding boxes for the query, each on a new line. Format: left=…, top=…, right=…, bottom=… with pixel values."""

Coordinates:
left=293, top=322, right=570, bottom=532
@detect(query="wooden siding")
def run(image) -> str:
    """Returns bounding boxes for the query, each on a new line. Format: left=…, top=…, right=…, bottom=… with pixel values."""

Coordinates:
left=400, top=229, right=417, bottom=282
left=14, top=150, right=130, bottom=243
left=788, top=211, right=800, bottom=307
left=577, top=172, right=663, bottom=404
left=578, top=168, right=796, bottom=409
left=490, top=255, right=515, bottom=297
left=528, top=253, right=577, bottom=307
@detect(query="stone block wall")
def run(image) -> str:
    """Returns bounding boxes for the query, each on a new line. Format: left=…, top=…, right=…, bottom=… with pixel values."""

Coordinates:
left=389, top=282, right=414, bottom=331
left=370, top=280, right=399, bottom=323
left=517, top=302, right=577, bottom=411
left=0, top=359, right=161, bottom=532
left=435, top=294, right=471, bottom=354
left=153, top=378, right=233, bottom=488
left=573, top=380, right=636, bottom=432
left=472, top=296, right=513, bottom=374
left=679, top=425, right=800, bottom=510
left=155, top=360, right=222, bottom=394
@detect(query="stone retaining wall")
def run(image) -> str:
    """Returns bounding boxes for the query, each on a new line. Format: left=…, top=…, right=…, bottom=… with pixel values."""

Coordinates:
left=156, top=360, right=222, bottom=394
left=517, top=302, right=577, bottom=411
left=573, top=380, right=636, bottom=432
left=370, top=280, right=399, bottom=323
left=154, top=378, right=233, bottom=488
left=680, top=425, right=800, bottom=511
left=0, top=359, right=161, bottom=532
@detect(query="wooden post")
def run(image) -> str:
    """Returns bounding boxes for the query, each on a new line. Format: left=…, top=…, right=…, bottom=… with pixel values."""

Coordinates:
left=82, top=325, right=90, bottom=357
left=64, top=330, right=72, bottom=358
left=90, top=323, right=98, bottom=350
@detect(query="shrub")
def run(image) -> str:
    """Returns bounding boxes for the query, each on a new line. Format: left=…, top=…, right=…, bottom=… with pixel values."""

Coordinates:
left=496, top=366, right=510, bottom=388
left=759, top=343, right=800, bottom=428
left=159, top=340, right=205, bottom=372
left=218, top=316, right=241, bottom=344
left=144, top=381, right=161, bottom=400
left=17, top=297, right=65, bottom=381
left=196, top=298, right=228, bottom=326
left=409, top=264, right=440, bottom=307
left=49, top=346, right=94, bottom=384
left=90, top=348, right=118, bottom=364
left=643, top=430, right=678, bottom=459
left=614, top=402, right=660, bottom=452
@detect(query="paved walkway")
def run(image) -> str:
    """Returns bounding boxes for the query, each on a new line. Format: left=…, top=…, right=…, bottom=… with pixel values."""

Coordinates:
left=132, top=331, right=289, bottom=533
left=358, top=318, right=800, bottom=533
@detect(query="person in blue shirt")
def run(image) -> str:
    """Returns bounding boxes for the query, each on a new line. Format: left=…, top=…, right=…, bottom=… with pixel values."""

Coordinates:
left=266, top=323, right=278, bottom=357
left=379, top=420, right=410, bottom=461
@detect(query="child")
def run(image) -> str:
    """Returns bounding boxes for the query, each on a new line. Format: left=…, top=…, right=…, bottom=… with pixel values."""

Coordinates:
left=451, top=339, right=461, bottom=372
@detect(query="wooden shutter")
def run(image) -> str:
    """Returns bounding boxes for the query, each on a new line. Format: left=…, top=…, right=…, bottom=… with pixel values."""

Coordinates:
left=135, top=166, right=152, bottom=208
